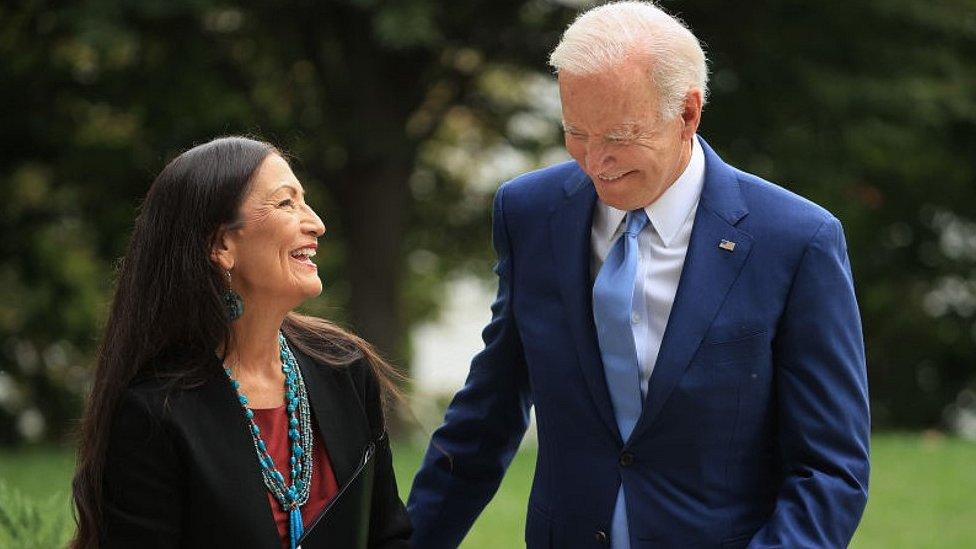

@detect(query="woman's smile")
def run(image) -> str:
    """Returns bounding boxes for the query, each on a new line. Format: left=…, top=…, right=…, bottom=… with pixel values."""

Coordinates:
left=289, top=244, right=318, bottom=271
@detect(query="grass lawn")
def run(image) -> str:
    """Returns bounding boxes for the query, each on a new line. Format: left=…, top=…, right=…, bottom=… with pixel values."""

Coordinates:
left=1, top=434, right=973, bottom=547
left=849, top=434, right=976, bottom=549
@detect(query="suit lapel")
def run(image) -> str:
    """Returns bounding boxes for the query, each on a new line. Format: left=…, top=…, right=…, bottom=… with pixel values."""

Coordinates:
left=630, top=137, right=753, bottom=441
left=549, top=171, right=623, bottom=444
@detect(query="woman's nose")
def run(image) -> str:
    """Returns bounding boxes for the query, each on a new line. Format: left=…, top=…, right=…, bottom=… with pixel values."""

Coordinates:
left=302, top=205, right=326, bottom=237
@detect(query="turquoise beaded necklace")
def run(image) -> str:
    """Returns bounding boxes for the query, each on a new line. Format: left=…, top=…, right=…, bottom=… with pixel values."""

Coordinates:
left=224, top=332, right=314, bottom=549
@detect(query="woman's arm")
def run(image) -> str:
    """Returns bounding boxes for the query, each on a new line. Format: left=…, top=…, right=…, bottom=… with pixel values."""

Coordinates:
left=100, top=387, right=183, bottom=548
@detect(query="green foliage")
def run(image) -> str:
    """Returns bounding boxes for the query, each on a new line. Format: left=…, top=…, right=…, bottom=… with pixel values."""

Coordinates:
left=0, top=482, right=73, bottom=549
left=676, top=0, right=976, bottom=428
left=0, top=0, right=974, bottom=445
left=0, top=0, right=574, bottom=444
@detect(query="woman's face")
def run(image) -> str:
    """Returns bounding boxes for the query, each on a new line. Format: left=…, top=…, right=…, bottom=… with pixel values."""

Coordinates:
left=218, top=154, right=326, bottom=312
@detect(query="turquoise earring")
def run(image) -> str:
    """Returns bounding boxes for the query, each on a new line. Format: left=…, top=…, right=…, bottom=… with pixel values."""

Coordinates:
left=223, top=270, right=244, bottom=321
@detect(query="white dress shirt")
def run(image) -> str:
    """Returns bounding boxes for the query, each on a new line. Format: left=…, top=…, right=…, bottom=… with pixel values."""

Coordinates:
left=591, top=136, right=706, bottom=397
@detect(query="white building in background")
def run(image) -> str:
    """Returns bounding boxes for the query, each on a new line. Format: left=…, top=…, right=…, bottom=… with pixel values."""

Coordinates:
left=410, top=276, right=537, bottom=442
left=412, top=277, right=493, bottom=396
left=408, top=74, right=563, bottom=443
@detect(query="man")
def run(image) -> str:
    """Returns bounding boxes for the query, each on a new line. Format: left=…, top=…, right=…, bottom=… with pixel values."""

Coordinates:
left=408, top=2, right=870, bottom=548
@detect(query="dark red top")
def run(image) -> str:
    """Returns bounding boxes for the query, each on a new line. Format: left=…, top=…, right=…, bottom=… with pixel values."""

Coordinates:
left=251, top=405, right=339, bottom=548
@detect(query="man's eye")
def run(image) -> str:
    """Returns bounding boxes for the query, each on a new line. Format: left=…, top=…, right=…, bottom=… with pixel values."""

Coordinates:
left=278, top=199, right=294, bottom=208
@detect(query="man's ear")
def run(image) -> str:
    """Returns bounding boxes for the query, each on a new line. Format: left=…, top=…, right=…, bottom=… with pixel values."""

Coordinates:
left=210, top=226, right=236, bottom=272
left=679, top=88, right=703, bottom=140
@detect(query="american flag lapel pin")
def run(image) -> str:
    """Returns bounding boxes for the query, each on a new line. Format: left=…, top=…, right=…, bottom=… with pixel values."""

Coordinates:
left=719, top=239, right=736, bottom=252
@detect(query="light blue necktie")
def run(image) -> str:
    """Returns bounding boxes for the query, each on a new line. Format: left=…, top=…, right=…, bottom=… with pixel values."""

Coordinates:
left=593, top=209, right=649, bottom=549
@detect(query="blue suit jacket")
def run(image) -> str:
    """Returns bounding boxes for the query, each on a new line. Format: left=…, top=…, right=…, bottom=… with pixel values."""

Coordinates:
left=408, top=137, right=870, bottom=548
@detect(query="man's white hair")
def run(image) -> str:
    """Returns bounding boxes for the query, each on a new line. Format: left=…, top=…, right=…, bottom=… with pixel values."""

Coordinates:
left=549, top=1, right=709, bottom=120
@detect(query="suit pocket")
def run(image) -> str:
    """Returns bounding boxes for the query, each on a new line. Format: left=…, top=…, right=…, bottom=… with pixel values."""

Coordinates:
left=525, top=504, right=552, bottom=549
left=696, top=329, right=770, bottom=365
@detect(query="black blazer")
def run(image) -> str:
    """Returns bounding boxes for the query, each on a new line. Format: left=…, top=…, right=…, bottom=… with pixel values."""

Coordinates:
left=101, top=343, right=412, bottom=548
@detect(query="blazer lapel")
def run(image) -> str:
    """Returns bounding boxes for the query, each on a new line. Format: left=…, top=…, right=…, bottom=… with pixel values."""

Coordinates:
left=549, top=169, right=623, bottom=444
left=189, top=351, right=371, bottom=544
left=631, top=138, right=754, bottom=441
left=293, top=347, right=370, bottom=488
left=196, top=368, right=282, bottom=546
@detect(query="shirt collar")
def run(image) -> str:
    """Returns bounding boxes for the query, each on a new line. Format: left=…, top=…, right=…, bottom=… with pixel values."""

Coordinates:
left=598, top=135, right=706, bottom=247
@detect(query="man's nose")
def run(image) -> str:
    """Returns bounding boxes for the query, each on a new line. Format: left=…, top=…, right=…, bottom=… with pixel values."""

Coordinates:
left=586, top=141, right=613, bottom=173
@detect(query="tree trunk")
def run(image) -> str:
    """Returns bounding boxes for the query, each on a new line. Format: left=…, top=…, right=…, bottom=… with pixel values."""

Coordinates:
left=337, top=162, right=411, bottom=365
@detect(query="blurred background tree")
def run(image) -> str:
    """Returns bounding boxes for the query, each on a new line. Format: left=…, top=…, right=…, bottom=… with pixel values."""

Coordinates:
left=0, top=0, right=974, bottom=446
left=680, top=0, right=976, bottom=429
left=0, top=0, right=574, bottom=444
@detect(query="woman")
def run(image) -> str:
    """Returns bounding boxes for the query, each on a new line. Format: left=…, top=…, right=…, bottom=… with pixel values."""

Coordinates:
left=71, top=137, right=412, bottom=548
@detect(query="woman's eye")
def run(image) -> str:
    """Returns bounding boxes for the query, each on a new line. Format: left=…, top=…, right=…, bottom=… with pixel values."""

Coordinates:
left=278, top=199, right=294, bottom=208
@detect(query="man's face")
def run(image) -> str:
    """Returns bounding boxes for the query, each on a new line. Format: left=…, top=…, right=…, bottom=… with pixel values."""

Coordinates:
left=558, top=60, right=700, bottom=211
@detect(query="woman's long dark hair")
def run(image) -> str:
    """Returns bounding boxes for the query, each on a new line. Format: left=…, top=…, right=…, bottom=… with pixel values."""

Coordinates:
left=70, top=136, right=401, bottom=549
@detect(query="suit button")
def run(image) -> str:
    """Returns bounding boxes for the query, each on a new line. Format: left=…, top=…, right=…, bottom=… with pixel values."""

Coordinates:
left=595, top=530, right=609, bottom=544
left=619, top=451, right=635, bottom=467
